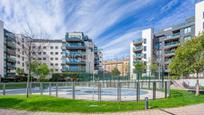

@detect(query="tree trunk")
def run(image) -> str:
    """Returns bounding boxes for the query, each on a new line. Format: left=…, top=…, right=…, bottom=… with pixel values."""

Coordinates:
left=195, top=72, right=200, bottom=96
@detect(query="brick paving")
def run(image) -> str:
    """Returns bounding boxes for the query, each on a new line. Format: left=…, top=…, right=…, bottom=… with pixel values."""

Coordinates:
left=0, top=104, right=204, bottom=115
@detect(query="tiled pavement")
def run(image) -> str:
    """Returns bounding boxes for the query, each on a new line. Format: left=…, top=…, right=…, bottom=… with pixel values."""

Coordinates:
left=0, top=104, right=203, bottom=115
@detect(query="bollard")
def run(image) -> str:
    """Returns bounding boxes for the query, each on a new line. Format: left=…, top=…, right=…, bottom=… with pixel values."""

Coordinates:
left=49, top=82, right=51, bottom=96
left=56, top=83, right=58, bottom=97
left=72, top=81, right=75, bottom=100
left=3, top=83, right=5, bottom=95
left=165, top=81, right=167, bottom=98
left=145, top=97, right=149, bottom=110
left=153, top=82, right=156, bottom=100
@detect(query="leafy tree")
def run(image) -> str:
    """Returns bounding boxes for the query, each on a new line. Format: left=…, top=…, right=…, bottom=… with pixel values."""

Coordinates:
left=16, top=68, right=25, bottom=76
left=169, top=33, right=204, bottom=96
left=150, top=63, right=158, bottom=77
left=37, top=64, right=50, bottom=81
left=30, top=60, right=40, bottom=77
left=134, top=61, right=146, bottom=80
left=111, top=68, right=121, bottom=78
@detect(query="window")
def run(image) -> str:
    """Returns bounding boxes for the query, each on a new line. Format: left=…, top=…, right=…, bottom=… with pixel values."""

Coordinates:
left=144, top=46, right=146, bottom=51
left=55, top=58, right=58, bottom=60
left=50, top=52, right=53, bottom=55
left=55, top=52, right=58, bottom=55
left=38, top=58, right=41, bottom=60
left=43, top=57, right=46, bottom=60
left=50, top=58, right=53, bottom=60
left=43, top=46, right=46, bottom=49
left=50, top=63, right=53, bottom=66
left=144, top=54, right=146, bottom=59
left=143, top=39, right=146, bottom=44
left=43, top=52, right=46, bottom=55
left=184, top=27, right=191, bottom=34
left=38, top=46, right=41, bottom=49
left=50, top=46, right=53, bottom=49
left=55, top=63, right=58, bottom=66
left=38, top=52, right=41, bottom=55
left=22, top=57, right=24, bottom=61
left=55, top=69, right=58, bottom=72
left=203, top=12, right=204, bottom=19
left=32, top=46, right=35, bottom=49
left=55, top=46, right=58, bottom=49
left=22, top=63, right=24, bottom=67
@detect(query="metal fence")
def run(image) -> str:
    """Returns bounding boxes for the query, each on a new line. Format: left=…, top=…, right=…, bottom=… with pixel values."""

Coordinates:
left=0, top=80, right=170, bottom=102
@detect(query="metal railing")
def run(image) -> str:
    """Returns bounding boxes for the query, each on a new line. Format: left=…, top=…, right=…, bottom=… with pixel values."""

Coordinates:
left=0, top=80, right=170, bottom=102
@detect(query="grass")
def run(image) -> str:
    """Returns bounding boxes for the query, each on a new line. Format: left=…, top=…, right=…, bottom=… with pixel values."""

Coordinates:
left=0, top=90, right=204, bottom=113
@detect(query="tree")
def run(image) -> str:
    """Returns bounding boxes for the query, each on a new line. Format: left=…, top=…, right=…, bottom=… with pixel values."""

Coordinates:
left=111, top=68, right=121, bottom=79
left=169, top=33, right=204, bottom=96
left=134, top=61, right=146, bottom=80
left=16, top=68, right=25, bottom=77
left=150, top=63, right=158, bottom=77
left=37, top=64, right=50, bottom=81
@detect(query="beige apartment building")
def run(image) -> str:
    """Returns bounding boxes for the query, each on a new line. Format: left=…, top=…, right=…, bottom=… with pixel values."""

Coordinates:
left=103, top=59, right=129, bottom=76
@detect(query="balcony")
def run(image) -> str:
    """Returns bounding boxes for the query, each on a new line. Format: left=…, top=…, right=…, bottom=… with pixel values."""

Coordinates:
left=6, top=63, right=16, bottom=70
left=133, top=46, right=143, bottom=52
left=164, top=42, right=179, bottom=49
left=164, top=50, right=176, bottom=57
left=134, top=53, right=143, bottom=59
left=64, top=44, right=86, bottom=50
left=7, top=56, right=16, bottom=63
left=62, top=51, right=86, bottom=57
left=62, top=60, right=86, bottom=65
left=6, top=49, right=16, bottom=56
left=62, top=66, right=85, bottom=72
left=164, top=33, right=180, bottom=41
left=7, top=42, right=16, bottom=49
left=65, top=37, right=83, bottom=42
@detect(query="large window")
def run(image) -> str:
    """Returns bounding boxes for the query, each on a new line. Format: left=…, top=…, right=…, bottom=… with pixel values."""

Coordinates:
left=184, top=27, right=191, bottom=34
left=143, top=39, right=146, bottom=44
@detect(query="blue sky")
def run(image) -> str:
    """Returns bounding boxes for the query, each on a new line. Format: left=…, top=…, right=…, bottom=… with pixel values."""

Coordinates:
left=0, top=0, right=200, bottom=60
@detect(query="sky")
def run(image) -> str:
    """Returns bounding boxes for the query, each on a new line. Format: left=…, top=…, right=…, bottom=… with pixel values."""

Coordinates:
left=0, top=0, right=200, bottom=60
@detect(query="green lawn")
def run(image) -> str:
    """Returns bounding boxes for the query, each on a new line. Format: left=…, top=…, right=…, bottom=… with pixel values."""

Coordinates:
left=0, top=90, right=204, bottom=113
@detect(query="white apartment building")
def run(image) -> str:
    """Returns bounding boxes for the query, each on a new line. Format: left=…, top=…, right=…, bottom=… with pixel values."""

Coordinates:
left=31, top=39, right=62, bottom=73
left=195, top=0, right=204, bottom=36
left=130, top=28, right=153, bottom=80
left=0, top=20, right=4, bottom=77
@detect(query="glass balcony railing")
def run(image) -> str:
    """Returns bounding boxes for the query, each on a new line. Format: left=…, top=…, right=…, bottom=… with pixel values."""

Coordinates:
left=62, top=60, right=86, bottom=64
left=165, top=33, right=180, bottom=40
left=134, top=53, right=143, bottom=58
left=164, top=50, right=176, bottom=55
left=164, top=42, right=179, bottom=47
left=62, top=67, right=85, bottom=72
left=133, top=46, right=143, bottom=51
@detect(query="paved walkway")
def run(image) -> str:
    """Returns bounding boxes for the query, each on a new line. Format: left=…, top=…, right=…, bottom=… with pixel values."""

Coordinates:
left=0, top=104, right=204, bottom=115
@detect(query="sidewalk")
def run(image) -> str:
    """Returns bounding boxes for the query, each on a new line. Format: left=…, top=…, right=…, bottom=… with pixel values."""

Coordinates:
left=0, top=104, right=204, bottom=115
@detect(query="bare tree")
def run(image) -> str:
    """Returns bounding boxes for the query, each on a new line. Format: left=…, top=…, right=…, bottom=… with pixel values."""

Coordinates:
left=16, top=22, right=50, bottom=98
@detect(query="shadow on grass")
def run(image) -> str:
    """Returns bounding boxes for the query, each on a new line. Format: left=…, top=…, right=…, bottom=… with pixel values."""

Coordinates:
left=0, top=98, right=24, bottom=108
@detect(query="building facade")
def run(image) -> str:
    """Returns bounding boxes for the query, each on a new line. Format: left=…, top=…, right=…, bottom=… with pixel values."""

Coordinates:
left=130, top=29, right=153, bottom=79
left=0, top=24, right=102, bottom=78
left=103, top=58, right=129, bottom=76
left=130, top=1, right=204, bottom=79
left=31, top=39, right=63, bottom=73
left=62, top=32, right=95, bottom=73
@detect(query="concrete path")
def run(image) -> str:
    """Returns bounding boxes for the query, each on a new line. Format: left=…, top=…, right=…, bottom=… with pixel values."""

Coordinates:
left=0, top=104, right=204, bottom=115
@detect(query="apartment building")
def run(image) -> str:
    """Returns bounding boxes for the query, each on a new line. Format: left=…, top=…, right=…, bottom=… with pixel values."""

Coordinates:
left=130, top=29, right=153, bottom=79
left=154, top=17, right=195, bottom=76
left=103, top=58, right=129, bottom=76
left=130, top=1, right=204, bottom=79
left=31, top=39, right=63, bottom=73
left=0, top=21, right=17, bottom=78
left=62, top=32, right=95, bottom=73
left=0, top=23, right=102, bottom=78
left=94, top=46, right=103, bottom=71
